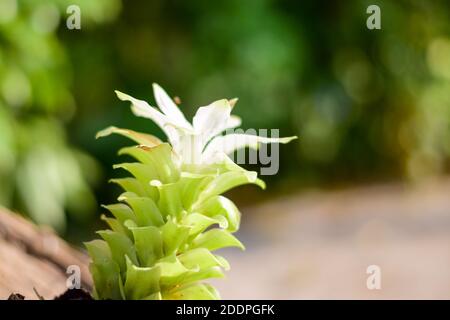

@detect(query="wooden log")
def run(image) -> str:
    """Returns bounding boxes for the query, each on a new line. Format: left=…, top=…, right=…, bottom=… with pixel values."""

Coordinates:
left=0, top=208, right=92, bottom=300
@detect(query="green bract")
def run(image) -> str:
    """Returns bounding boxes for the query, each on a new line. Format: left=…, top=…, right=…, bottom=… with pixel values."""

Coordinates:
left=86, top=138, right=265, bottom=300
left=86, top=85, right=295, bottom=299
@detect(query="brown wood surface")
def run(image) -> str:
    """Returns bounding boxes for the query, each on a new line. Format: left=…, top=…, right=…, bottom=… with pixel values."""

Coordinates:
left=0, top=208, right=92, bottom=300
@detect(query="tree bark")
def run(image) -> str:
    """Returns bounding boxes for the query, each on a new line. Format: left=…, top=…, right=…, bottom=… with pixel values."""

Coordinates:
left=0, top=208, right=91, bottom=300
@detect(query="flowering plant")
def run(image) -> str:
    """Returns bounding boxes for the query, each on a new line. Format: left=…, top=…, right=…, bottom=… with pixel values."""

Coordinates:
left=86, top=84, right=296, bottom=299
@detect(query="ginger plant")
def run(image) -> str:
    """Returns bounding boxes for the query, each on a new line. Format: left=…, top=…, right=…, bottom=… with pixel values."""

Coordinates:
left=85, top=84, right=296, bottom=299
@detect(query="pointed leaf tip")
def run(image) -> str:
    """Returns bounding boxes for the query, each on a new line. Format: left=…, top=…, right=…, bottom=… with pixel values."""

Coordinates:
left=228, top=98, right=238, bottom=108
left=279, top=136, right=298, bottom=144
left=256, top=178, right=266, bottom=190
left=96, top=126, right=117, bottom=139
left=115, top=90, right=130, bottom=101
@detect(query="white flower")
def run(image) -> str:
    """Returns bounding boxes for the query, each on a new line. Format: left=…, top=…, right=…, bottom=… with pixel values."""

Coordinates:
left=114, top=83, right=296, bottom=165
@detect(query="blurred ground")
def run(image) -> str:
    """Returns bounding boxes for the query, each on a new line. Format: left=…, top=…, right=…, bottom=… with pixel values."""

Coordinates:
left=214, top=178, right=450, bottom=299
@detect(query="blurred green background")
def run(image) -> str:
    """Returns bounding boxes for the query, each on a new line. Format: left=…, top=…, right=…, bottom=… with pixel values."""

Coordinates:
left=1, top=0, right=449, bottom=240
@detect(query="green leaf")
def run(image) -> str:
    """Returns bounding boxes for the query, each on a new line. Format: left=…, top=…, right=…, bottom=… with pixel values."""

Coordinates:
left=155, top=254, right=193, bottom=287
left=195, top=196, right=241, bottom=232
left=102, top=203, right=135, bottom=224
left=157, top=252, right=226, bottom=288
left=118, top=275, right=126, bottom=300
left=96, top=126, right=161, bottom=147
left=85, top=240, right=122, bottom=300
left=113, top=163, right=159, bottom=199
left=101, top=215, right=132, bottom=238
left=163, top=283, right=220, bottom=300
left=124, top=256, right=161, bottom=300
left=191, top=229, right=245, bottom=251
left=182, top=213, right=228, bottom=238
left=178, top=248, right=230, bottom=270
left=130, top=226, right=163, bottom=267
left=152, top=181, right=184, bottom=219
left=119, top=143, right=179, bottom=183
left=196, top=170, right=265, bottom=204
left=110, top=178, right=149, bottom=197
left=118, top=193, right=164, bottom=227
left=177, top=267, right=225, bottom=286
left=179, top=173, right=214, bottom=210
left=142, top=292, right=162, bottom=300
left=161, top=219, right=190, bottom=255
left=98, top=230, right=138, bottom=273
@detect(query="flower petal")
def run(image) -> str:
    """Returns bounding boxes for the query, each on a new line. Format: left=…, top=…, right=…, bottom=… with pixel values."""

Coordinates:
left=203, top=133, right=298, bottom=159
left=115, top=90, right=180, bottom=145
left=193, top=99, right=232, bottom=143
left=226, top=115, right=242, bottom=130
left=152, top=83, right=192, bottom=129
left=96, top=126, right=162, bottom=147
left=116, top=90, right=166, bottom=127
left=228, top=98, right=238, bottom=108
